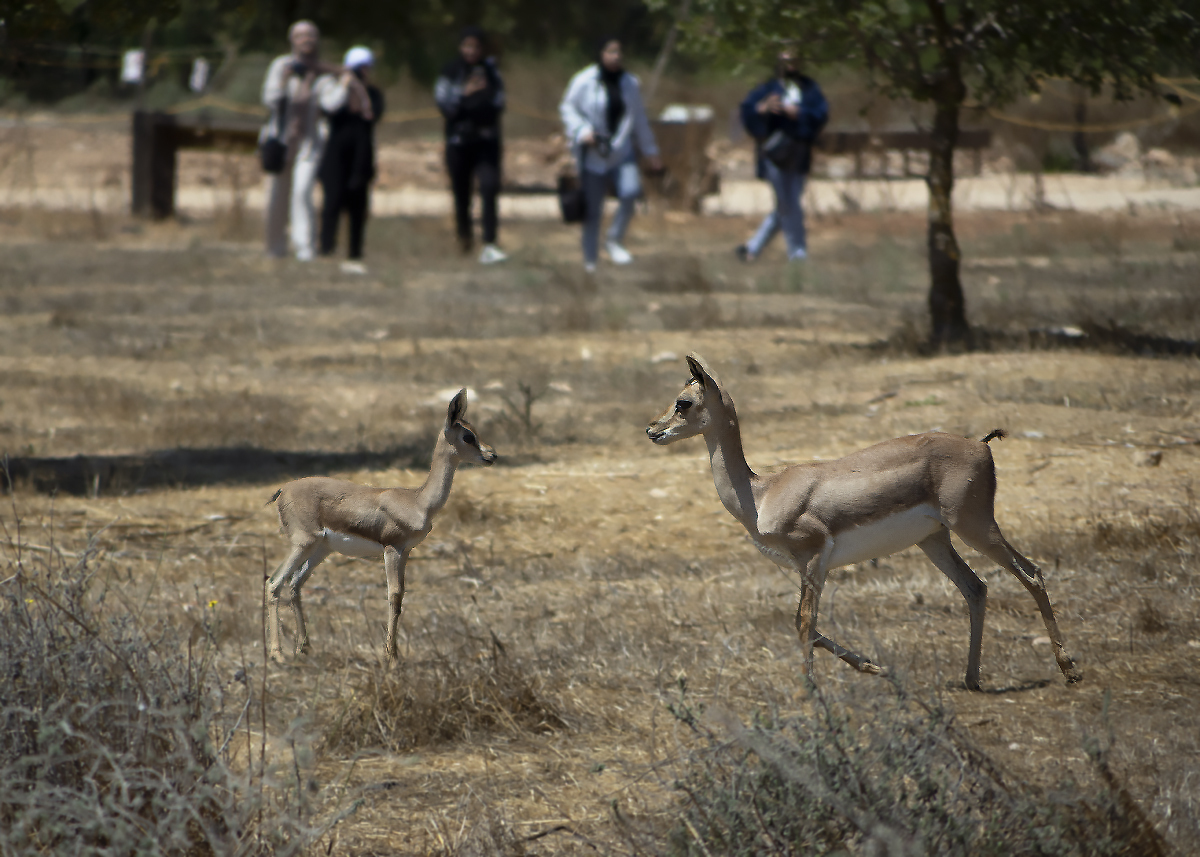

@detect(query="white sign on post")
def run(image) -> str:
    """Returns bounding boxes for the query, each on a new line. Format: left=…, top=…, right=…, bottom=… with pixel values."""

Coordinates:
left=121, top=49, right=144, bottom=84
left=189, top=57, right=210, bottom=93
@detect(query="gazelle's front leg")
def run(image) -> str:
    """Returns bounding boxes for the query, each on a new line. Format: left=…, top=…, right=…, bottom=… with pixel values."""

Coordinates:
left=794, top=544, right=880, bottom=677
left=383, top=546, right=408, bottom=661
left=267, top=543, right=316, bottom=662
left=794, top=546, right=830, bottom=680
left=289, top=540, right=331, bottom=655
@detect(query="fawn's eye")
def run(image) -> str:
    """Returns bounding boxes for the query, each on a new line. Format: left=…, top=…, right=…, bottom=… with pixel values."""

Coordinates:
left=676, top=400, right=692, bottom=412
left=463, top=431, right=476, bottom=445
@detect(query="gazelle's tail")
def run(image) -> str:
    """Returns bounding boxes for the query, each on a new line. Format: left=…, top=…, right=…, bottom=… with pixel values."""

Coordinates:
left=266, top=488, right=282, bottom=506
left=980, top=429, right=1006, bottom=444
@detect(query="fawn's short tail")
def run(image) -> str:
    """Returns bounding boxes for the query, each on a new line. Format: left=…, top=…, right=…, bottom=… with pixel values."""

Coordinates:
left=266, top=488, right=282, bottom=506
left=980, top=428, right=1006, bottom=444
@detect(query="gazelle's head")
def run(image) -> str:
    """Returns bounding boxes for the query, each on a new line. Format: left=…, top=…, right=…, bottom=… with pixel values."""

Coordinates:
left=646, top=353, right=730, bottom=445
left=445, top=388, right=497, bottom=466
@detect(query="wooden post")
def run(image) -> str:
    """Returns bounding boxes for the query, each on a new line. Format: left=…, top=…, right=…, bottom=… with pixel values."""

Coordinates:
left=131, top=111, right=178, bottom=219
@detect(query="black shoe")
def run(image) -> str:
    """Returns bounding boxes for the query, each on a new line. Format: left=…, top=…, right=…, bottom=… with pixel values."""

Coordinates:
left=735, top=244, right=756, bottom=263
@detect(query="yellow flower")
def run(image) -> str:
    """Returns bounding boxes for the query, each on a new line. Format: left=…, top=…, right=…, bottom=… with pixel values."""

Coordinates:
left=207, top=599, right=218, bottom=609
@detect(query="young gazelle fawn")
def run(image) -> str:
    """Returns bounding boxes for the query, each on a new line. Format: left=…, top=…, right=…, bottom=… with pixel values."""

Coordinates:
left=266, top=389, right=496, bottom=663
left=646, top=354, right=1081, bottom=690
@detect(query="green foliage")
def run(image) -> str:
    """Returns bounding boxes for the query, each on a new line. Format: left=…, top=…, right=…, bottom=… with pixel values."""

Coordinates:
left=663, top=681, right=1167, bottom=856
left=4, top=0, right=678, bottom=95
left=661, top=0, right=1200, bottom=108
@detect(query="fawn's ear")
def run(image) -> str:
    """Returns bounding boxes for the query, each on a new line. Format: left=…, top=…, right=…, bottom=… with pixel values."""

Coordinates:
left=686, top=353, right=719, bottom=393
left=447, top=388, right=468, bottom=425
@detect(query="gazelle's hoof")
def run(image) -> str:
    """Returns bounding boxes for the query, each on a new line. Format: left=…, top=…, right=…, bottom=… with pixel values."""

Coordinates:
left=857, top=660, right=883, bottom=675
left=269, top=650, right=287, bottom=664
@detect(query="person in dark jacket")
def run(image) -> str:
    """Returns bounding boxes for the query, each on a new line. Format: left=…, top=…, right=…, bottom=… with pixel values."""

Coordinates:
left=434, top=27, right=507, bottom=264
left=736, top=50, right=828, bottom=262
left=318, top=46, right=384, bottom=272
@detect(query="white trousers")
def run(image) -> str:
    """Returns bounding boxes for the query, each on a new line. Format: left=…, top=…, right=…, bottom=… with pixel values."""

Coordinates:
left=265, top=144, right=321, bottom=260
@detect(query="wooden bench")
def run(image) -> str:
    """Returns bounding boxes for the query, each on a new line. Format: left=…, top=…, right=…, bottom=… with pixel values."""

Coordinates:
left=132, top=109, right=260, bottom=219
left=818, top=129, right=993, bottom=178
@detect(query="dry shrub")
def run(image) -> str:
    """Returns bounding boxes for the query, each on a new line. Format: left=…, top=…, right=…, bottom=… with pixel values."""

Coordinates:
left=320, top=636, right=567, bottom=755
left=0, top=497, right=317, bottom=855
left=650, top=680, right=1168, bottom=857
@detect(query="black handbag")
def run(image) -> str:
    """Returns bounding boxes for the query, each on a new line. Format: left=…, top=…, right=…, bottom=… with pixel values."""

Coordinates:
left=558, top=174, right=586, bottom=224
left=260, top=95, right=289, bottom=174
left=259, top=136, right=287, bottom=173
left=761, top=129, right=808, bottom=172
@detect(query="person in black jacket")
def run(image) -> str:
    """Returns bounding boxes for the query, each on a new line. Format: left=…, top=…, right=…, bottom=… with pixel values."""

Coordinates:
left=318, top=46, right=384, bottom=272
left=735, top=50, right=828, bottom=263
left=435, top=26, right=507, bottom=264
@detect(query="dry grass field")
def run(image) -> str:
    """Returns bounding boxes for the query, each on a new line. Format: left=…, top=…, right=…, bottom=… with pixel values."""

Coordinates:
left=2, top=201, right=1199, bottom=854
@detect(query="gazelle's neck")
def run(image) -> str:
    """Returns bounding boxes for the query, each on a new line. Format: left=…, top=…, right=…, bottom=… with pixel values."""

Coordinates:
left=416, top=433, right=460, bottom=516
left=703, top=405, right=758, bottom=527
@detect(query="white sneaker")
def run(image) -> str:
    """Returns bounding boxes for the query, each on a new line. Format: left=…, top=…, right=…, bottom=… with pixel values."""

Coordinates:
left=295, top=247, right=314, bottom=262
left=584, top=261, right=597, bottom=274
left=606, top=241, right=633, bottom=265
left=478, top=244, right=508, bottom=265
left=340, top=260, right=368, bottom=275
left=789, top=248, right=808, bottom=262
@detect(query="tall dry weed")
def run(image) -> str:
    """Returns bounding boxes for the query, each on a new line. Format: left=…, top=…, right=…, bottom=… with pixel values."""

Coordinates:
left=0, top=488, right=331, bottom=855
left=652, top=679, right=1168, bottom=857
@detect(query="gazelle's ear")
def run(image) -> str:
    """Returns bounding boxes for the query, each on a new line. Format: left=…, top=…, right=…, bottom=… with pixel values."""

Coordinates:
left=686, top=353, right=719, bottom=392
left=447, top=388, right=468, bottom=425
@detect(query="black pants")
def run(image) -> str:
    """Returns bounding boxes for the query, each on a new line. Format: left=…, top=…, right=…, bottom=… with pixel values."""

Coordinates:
left=446, top=139, right=500, bottom=247
left=319, top=179, right=369, bottom=260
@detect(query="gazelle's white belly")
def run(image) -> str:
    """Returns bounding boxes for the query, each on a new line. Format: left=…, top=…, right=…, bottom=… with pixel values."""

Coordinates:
left=321, top=528, right=386, bottom=558
left=826, top=504, right=944, bottom=568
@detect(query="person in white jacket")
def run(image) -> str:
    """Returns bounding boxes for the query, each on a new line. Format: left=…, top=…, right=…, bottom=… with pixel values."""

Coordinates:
left=559, top=38, right=662, bottom=272
left=261, top=21, right=340, bottom=261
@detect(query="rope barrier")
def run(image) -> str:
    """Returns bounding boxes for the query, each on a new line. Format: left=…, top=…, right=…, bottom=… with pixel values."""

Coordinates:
left=0, top=111, right=127, bottom=125
left=163, top=94, right=266, bottom=117
left=379, top=108, right=442, bottom=124
left=506, top=101, right=561, bottom=123
left=1159, top=78, right=1200, bottom=104
left=985, top=100, right=1200, bottom=133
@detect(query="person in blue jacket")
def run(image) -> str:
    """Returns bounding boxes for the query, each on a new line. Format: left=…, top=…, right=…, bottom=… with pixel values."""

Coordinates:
left=736, top=50, right=828, bottom=262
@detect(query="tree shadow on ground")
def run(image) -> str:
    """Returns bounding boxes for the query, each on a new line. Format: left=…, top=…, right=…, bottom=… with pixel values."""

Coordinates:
left=1, top=445, right=433, bottom=496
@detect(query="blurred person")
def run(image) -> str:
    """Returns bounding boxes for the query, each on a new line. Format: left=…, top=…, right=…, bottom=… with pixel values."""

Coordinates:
left=736, top=50, right=828, bottom=262
left=560, top=37, right=662, bottom=273
left=261, top=21, right=339, bottom=261
left=318, top=46, right=384, bottom=273
left=435, top=26, right=508, bottom=264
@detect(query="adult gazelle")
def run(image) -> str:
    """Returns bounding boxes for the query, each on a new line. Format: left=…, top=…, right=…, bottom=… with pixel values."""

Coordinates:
left=647, top=354, right=1081, bottom=690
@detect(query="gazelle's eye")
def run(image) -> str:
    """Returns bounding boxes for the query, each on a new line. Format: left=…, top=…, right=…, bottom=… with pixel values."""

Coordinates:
left=676, top=400, right=692, bottom=412
left=462, top=431, right=477, bottom=445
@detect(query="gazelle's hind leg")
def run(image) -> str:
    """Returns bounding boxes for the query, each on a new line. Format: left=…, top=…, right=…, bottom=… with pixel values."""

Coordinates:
left=958, top=522, right=1082, bottom=684
left=289, top=540, right=332, bottom=655
left=918, top=528, right=988, bottom=690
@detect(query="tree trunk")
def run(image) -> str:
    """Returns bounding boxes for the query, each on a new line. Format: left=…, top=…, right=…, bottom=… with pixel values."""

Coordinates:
left=926, top=101, right=969, bottom=347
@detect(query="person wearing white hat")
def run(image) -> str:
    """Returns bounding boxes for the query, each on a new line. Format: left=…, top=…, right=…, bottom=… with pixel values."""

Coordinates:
left=318, top=46, right=384, bottom=272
